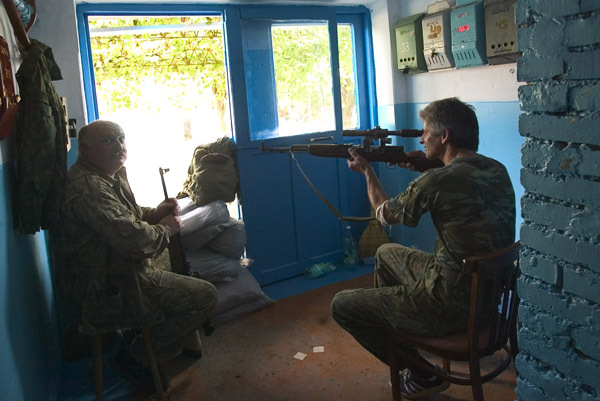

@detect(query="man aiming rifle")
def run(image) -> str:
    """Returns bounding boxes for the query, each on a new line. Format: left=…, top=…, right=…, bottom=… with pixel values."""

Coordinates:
left=331, top=97, right=516, bottom=399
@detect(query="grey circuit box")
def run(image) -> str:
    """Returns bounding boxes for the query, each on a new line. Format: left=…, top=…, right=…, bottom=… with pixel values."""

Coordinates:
left=484, top=0, right=520, bottom=64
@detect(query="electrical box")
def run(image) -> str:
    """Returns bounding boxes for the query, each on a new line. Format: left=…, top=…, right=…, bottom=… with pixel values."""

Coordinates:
left=451, top=0, right=487, bottom=68
left=485, top=0, right=520, bottom=64
left=395, top=13, right=427, bottom=74
left=422, top=0, right=455, bottom=71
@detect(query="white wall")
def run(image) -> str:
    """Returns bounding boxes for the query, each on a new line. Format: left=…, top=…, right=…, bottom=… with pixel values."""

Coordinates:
left=369, top=0, right=523, bottom=248
left=28, top=0, right=86, bottom=131
left=370, top=0, right=520, bottom=109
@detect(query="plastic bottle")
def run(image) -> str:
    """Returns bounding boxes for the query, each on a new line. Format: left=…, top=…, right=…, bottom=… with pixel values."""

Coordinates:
left=305, top=262, right=336, bottom=278
left=343, top=225, right=358, bottom=264
left=13, top=0, right=33, bottom=26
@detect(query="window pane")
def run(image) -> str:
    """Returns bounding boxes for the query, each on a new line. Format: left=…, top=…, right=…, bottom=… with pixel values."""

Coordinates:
left=338, top=24, right=358, bottom=130
left=88, top=15, right=230, bottom=206
left=271, top=23, right=334, bottom=136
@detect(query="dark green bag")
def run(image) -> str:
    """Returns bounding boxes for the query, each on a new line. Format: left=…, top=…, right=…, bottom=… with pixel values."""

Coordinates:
left=179, top=137, right=240, bottom=206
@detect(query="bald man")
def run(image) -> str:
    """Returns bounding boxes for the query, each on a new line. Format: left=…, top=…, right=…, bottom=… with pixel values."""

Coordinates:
left=52, top=120, right=217, bottom=394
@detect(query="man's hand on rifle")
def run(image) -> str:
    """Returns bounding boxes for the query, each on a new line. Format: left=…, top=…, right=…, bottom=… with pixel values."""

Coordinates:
left=347, top=147, right=374, bottom=175
left=156, top=198, right=181, bottom=219
left=160, top=213, right=183, bottom=236
left=155, top=198, right=182, bottom=236
left=395, top=150, right=427, bottom=171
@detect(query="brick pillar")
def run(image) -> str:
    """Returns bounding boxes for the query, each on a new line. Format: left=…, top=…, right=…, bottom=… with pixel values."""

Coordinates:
left=516, top=1, right=600, bottom=400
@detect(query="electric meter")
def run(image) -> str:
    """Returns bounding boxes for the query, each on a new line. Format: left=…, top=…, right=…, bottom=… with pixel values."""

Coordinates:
left=451, top=0, right=487, bottom=68
left=395, top=13, right=427, bottom=74
left=422, top=0, right=455, bottom=71
left=485, top=0, right=520, bottom=64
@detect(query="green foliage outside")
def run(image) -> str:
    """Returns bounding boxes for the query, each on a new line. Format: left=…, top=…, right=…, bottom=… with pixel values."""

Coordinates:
left=271, top=24, right=356, bottom=129
left=90, top=16, right=226, bottom=115
left=90, top=16, right=356, bottom=130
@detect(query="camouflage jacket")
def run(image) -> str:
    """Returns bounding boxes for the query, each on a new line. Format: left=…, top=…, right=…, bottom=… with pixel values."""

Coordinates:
left=52, top=160, right=171, bottom=333
left=388, top=154, right=516, bottom=273
left=15, top=39, right=67, bottom=234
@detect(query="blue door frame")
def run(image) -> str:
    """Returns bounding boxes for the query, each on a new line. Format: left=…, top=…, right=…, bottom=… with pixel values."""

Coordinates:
left=76, top=3, right=377, bottom=285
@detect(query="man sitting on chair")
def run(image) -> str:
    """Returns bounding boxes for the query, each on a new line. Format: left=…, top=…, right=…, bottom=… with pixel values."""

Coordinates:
left=52, top=120, right=218, bottom=394
left=331, top=98, right=516, bottom=399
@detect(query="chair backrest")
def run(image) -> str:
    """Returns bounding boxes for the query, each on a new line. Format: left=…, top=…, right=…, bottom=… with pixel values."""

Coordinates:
left=463, top=241, right=520, bottom=357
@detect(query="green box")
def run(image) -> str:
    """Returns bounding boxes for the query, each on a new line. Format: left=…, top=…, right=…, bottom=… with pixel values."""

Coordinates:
left=394, top=13, right=427, bottom=74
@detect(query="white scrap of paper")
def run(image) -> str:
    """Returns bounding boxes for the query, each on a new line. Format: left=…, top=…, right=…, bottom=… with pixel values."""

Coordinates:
left=294, top=352, right=307, bottom=360
left=313, top=346, right=325, bottom=353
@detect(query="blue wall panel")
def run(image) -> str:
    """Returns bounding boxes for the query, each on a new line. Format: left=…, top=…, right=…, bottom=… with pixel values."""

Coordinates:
left=0, top=161, right=59, bottom=401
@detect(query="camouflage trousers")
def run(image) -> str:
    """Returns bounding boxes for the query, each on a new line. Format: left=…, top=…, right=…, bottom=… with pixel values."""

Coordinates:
left=331, top=243, right=463, bottom=367
left=129, top=268, right=218, bottom=363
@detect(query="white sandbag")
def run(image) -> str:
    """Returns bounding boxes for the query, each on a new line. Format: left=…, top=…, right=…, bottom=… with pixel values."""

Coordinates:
left=180, top=200, right=230, bottom=235
left=211, top=268, right=270, bottom=317
left=182, top=218, right=238, bottom=251
left=206, top=219, right=247, bottom=259
left=177, top=196, right=198, bottom=215
left=211, top=295, right=273, bottom=324
left=186, top=247, right=243, bottom=283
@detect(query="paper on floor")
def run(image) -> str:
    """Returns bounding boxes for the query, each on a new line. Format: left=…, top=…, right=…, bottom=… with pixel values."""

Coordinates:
left=294, top=352, right=307, bottom=360
left=313, top=346, right=324, bottom=353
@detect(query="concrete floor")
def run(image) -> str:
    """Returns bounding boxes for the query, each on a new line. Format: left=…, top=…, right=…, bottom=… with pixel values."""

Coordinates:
left=135, top=274, right=517, bottom=401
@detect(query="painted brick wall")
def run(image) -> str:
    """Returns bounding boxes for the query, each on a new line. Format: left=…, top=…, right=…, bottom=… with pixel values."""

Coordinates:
left=516, top=1, right=600, bottom=400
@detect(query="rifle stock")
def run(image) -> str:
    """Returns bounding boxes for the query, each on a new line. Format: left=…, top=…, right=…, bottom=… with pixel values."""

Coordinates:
left=288, top=143, right=442, bottom=172
left=261, top=127, right=442, bottom=172
left=159, top=167, right=191, bottom=276
left=264, top=143, right=443, bottom=172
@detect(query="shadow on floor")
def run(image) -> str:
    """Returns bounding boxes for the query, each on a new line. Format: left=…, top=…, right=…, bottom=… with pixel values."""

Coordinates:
left=58, top=272, right=517, bottom=401
left=155, top=274, right=517, bottom=401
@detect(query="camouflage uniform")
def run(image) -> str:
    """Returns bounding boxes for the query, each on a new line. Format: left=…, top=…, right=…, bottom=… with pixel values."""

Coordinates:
left=15, top=39, right=67, bottom=234
left=331, top=154, right=515, bottom=365
left=52, top=159, right=217, bottom=362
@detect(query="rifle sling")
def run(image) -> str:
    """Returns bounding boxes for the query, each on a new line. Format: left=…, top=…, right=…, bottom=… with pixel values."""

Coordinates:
left=290, top=152, right=374, bottom=222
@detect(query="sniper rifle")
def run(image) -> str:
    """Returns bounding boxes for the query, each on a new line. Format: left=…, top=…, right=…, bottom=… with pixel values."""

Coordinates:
left=159, top=167, right=215, bottom=336
left=159, top=167, right=192, bottom=276
left=260, top=126, right=443, bottom=172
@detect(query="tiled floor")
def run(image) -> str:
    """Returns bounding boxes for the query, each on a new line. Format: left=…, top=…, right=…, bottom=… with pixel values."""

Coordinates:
left=150, top=274, right=516, bottom=401
left=58, top=271, right=517, bottom=401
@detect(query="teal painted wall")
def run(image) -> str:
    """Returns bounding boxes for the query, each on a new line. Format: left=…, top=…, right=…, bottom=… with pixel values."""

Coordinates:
left=515, top=1, right=600, bottom=399
left=0, top=160, right=60, bottom=401
left=378, top=100, right=523, bottom=251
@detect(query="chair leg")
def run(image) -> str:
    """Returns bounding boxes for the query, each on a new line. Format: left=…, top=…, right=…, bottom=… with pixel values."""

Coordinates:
left=469, top=356, right=484, bottom=401
left=443, top=358, right=451, bottom=373
left=91, top=334, right=103, bottom=401
left=387, top=337, right=401, bottom=400
left=141, top=328, right=164, bottom=400
left=509, top=318, right=519, bottom=361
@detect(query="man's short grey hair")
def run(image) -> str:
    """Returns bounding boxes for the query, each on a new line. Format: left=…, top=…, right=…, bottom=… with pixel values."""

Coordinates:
left=419, top=97, right=479, bottom=151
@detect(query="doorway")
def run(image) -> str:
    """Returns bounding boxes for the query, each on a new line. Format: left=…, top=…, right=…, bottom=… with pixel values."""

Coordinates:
left=87, top=14, right=232, bottom=208
left=78, top=4, right=376, bottom=285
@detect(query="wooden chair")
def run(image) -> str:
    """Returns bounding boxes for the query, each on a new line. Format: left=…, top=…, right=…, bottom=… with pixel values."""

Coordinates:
left=90, top=328, right=164, bottom=401
left=387, top=241, right=520, bottom=401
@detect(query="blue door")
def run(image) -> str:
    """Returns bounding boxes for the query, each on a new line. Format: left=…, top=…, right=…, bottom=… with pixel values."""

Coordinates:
left=230, top=8, right=375, bottom=284
left=77, top=4, right=376, bottom=286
